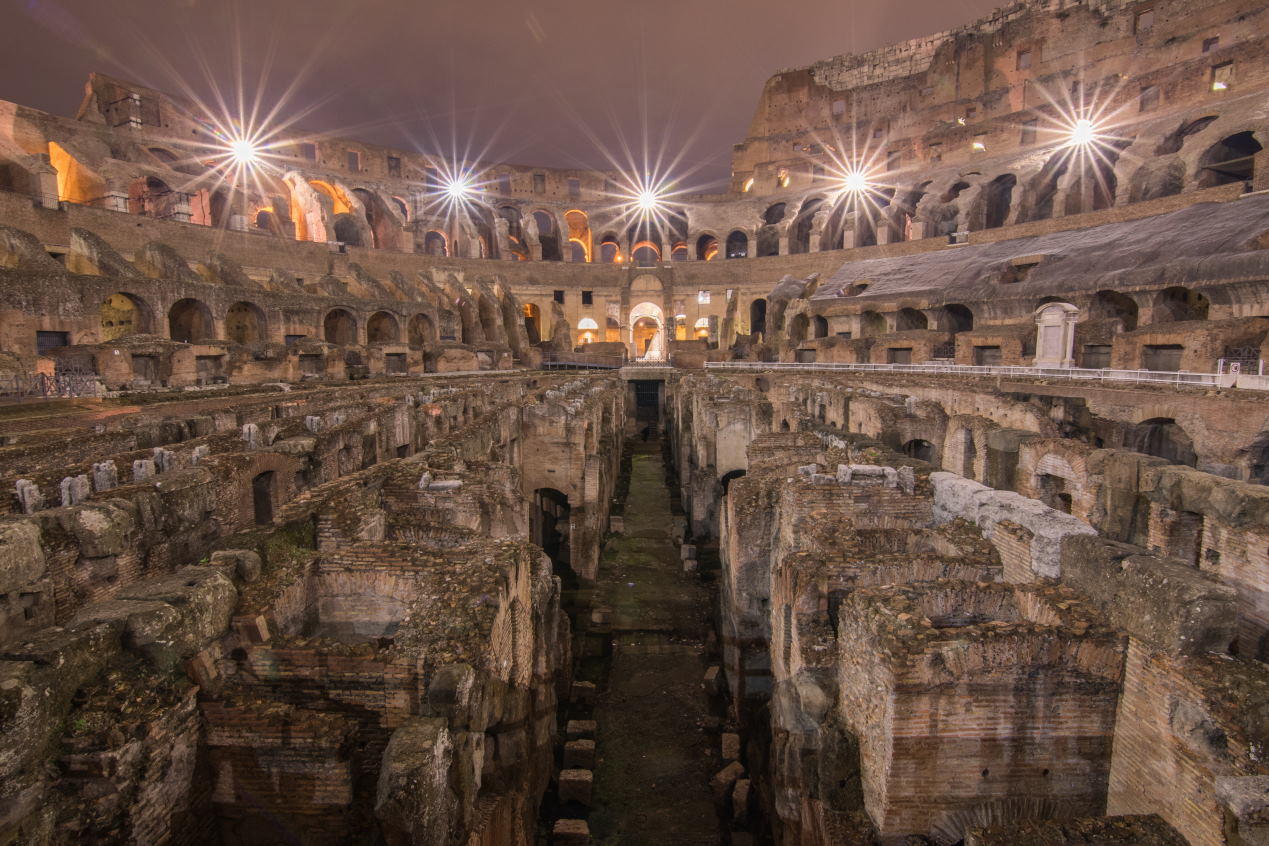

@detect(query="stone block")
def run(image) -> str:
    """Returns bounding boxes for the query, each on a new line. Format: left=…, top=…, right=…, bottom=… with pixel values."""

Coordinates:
left=552, top=818, right=590, bottom=845
left=732, top=778, right=751, bottom=823
left=681, top=544, right=696, bottom=560
left=571, top=681, right=597, bottom=705
left=703, top=665, right=721, bottom=697
left=566, top=719, right=596, bottom=740
left=710, top=760, right=745, bottom=802
left=683, top=558, right=698, bottom=573
left=0, top=520, right=46, bottom=594
left=721, top=732, right=740, bottom=761
left=558, top=769, right=593, bottom=806
left=210, top=549, right=263, bottom=583
left=564, top=739, right=595, bottom=769
left=609, top=516, right=624, bottom=533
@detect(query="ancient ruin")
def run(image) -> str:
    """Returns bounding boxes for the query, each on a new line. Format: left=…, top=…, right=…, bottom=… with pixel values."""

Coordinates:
left=1, top=0, right=1268, bottom=843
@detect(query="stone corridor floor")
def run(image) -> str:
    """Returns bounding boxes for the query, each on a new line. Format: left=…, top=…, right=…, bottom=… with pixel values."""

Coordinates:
left=588, top=438, right=721, bottom=846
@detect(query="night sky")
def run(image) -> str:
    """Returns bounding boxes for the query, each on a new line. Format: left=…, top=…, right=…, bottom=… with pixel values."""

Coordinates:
left=1, top=0, right=1001, bottom=188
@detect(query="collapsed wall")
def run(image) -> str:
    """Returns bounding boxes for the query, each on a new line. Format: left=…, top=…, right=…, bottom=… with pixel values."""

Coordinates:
left=667, top=370, right=1269, bottom=846
left=0, top=372, right=624, bottom=845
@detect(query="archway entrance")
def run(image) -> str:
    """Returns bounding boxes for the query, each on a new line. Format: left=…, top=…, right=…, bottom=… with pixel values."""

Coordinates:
left=629, top=301, right=666, bottom=360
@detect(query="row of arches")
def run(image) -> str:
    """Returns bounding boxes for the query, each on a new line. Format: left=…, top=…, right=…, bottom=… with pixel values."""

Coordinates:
left=99, top=292, right=445, bottom=348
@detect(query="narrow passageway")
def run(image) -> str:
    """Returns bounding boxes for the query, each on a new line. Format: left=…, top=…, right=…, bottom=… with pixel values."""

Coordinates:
left=588, top=437, right=720, bottom=845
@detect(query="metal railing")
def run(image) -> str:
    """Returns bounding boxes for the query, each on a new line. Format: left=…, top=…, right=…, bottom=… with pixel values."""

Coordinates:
left=703, top=360, right=1242, bottom=388
left=0, top=370, right=101, bottom=400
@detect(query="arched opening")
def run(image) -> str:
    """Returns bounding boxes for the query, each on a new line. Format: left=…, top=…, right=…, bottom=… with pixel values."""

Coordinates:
left=720, top=469, right=747, bottom=496
left=577, top=317, right=599, bottom=346
left=1036, top=473, right=1073, bottom=513
left=813, top=316, right=829, bottom=338
left=423, top=230, right=448, bottom=256
left=1092, top=290, right=1139, bottom=331
left=129, top=176, right=186, bottom=221
left=696, top=234, right=719, bottom=261
left=533, top=210, right=562, bottom=261
left=1065, top=148, right=1122, bottom=215
left=225, top=301, right=267, bottom=346
left=694, top=317, right=712, bottom=341
left=629, top=301, right=666, bottom=360
left=333, top=215, right=363, bottom=246
left=1198, top=131, right=1261, bottom=188
left=757, top=203, right=785, bottom=257
left=47, top=142, right=104, bottom=205
left=324, top=308, right=358, bottom=345
left=367, top=311, right=401, bottom=344
left=750, top=299, right=767, bottom=338
left=1024, top=152, right=1071, bottom=222
left=670, top=242, right=688, bottom=262
left=168, top=298, right=213, bottom=343
left=564, top=210, right=591, bottom=262
left=789, top=198, right=824, bottom=254
left=726, top=230, right=749, bottom=259
left=598, top=233, right=621, bottom=263
left=523, top=304, right=542, bottom=344
left=100, top=293, right=151, bottom=341
left=252, top=471, right=276, bottom=526
left=1154, top=287, right=1210, bottom=323
left=788, top=314, right=810, bottom=345
left=1156, top=116, right=1218, bottom=155
left=902, top=439, right=936, bottom=463
left=408, top=314, right=434, bottom=348
left=982, top=174, right=1017, bottom=229
left=940, top=303, right=975, bottom=334
left=631, top=241, right=661, bottom=267
left=1132, top=418, right=1197, bottom=467
left=861, top=311, right=888, bottom=337
left=1129, top=159, right=1186, bottom=202
left=896, top=308, right=928, bottom=331
left=959, top=429, right=977, bottom=479
left=532, top=488, right=572, bottom=582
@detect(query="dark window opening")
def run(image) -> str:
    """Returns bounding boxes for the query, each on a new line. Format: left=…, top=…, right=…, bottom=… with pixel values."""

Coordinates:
left=553, top=290, right=565, bottom=304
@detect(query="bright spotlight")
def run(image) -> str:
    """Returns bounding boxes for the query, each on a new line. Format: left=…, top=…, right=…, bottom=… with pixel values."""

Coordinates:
left=445, top=177, right=473, bottom=200
left=227, top=137, right=260, bottom=167
left=1068, top=118, right=1097, bottom=147
left=636, top=189, right=660, bottom=212
left=841, top=168, right=871, bottom=195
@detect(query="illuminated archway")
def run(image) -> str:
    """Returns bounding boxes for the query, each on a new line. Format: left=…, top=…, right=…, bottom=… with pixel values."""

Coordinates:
left=577, top=317, right=599, bottom=346
left=629, top=301, right=666, bottom=360
left=48, top=142, right=104, bottom=205
left=631, top=241, right=661, bottom=267
left=565, top=210, right=592, bottom=262
left=100, top=293, right=151, bottom=341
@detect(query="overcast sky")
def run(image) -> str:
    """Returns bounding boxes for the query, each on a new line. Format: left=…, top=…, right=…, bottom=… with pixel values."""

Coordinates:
left=1, top=0, right=1001, bottom=188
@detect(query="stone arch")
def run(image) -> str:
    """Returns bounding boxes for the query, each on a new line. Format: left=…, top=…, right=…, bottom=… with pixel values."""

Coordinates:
left=1129, top=158, right=1186, bottom=202
left=224, top=301, right=267, bottom=346
left=750, top=298, right=767, bottom=337
left=423, top=230, right=448, bottom=256
left=100, top=292, right=152, bottom=341
left=726, top=230, right=749, bottom=259
left=788, top=313, right=809, bottom=345
left=598, top=232, right=621, bottom=263
left=813, top=315, right=829, bottom=338
left=788, top=197, right=825, bottom=254
left=168, top=298, right=213, bottom=343
left=367, top=311, right=401, bottom=344
left=532, top=209, right=562, bottom=261
left=938, top=303, right=975, bottom=333
left=1154, top=287, right=1210, bottom=323
left=981, top=173, right=1017, bottom=229
left=1091, top=290, right=1139, bottom=331
left=1131, top=417, right=1197, bottom=467
left=902, top=438, right=937, bottom=464
left=860, top=310, right=888, bottom=337
left=408, top=313, right=435, bottom=348
left=629, top=301, right=666, bottom=360
left=522, top=304, right=542, bottom=344
left=696, top=233, right=720, bottom=261
left=324, top=308, right=358, bottom=345
left=1197, top=131, right=1261, bottom=188
left=564, top=210, right=591, bottom=262
left=896, top=307, right=928, bottom=331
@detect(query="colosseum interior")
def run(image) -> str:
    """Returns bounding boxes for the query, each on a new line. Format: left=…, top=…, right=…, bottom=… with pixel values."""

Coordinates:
left=1, top=0, right=1268, bottom=844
